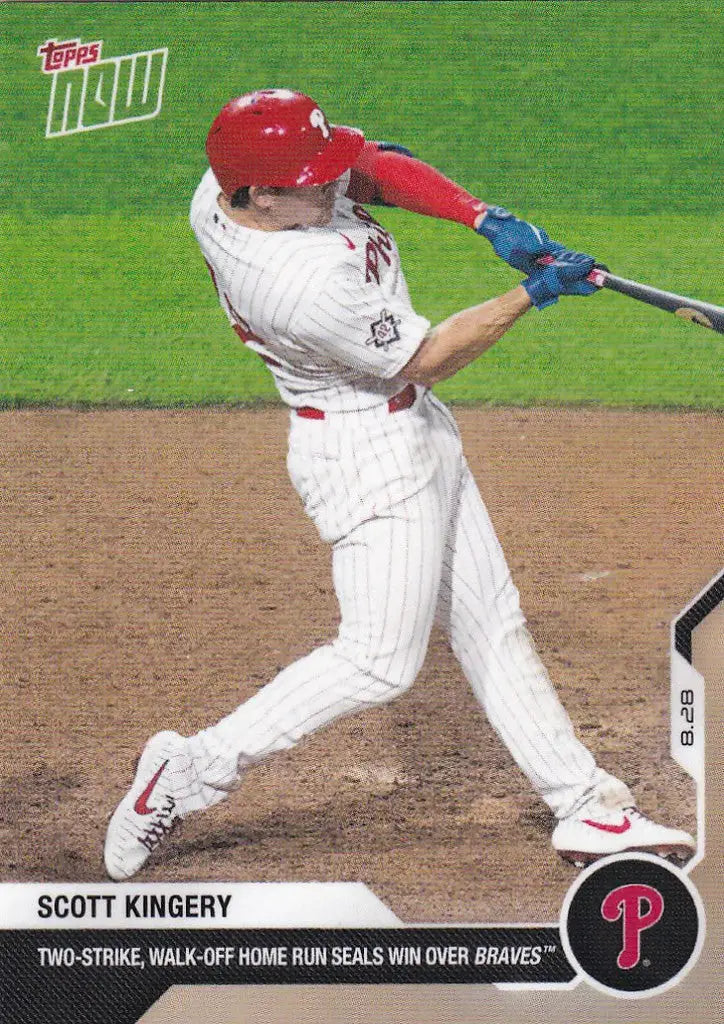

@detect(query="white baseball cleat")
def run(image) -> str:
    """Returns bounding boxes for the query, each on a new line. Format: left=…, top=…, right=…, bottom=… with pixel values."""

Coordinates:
left=552, top=805, right=695, bottom=868
left=104, top=731, right=196, bottom=881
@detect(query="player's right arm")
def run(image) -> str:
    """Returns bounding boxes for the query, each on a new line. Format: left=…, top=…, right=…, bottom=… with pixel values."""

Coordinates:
left=401, top=251, right=599, bottom=386
left=402, top=286, right=531, bottom=386
left=285, top=248, right=596, bottom=389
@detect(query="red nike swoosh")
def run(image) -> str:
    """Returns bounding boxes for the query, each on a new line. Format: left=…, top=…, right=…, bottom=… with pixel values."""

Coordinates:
left=134, top=760, right=169, bottom=815
left=339, top=233, right=356, bottom=250
left=582, top=817, right=631, bottom=835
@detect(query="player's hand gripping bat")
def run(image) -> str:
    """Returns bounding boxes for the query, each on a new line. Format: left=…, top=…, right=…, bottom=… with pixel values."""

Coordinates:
left=478, top=208, right=722, bottom=333
left=537, top=256, right=724, bottom=333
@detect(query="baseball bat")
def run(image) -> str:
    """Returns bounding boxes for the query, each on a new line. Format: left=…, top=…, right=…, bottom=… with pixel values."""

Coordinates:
left=538, top=257, right=724, bottom=334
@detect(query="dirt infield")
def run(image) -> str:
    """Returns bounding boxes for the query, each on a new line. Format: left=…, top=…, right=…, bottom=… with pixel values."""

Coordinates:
left=1, top=407, right=720, bottom=922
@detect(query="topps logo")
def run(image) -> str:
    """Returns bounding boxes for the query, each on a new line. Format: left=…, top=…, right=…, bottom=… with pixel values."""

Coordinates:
left=37, top=38, right=103, bottom=73
left=37, top=37, right=168, bottom=138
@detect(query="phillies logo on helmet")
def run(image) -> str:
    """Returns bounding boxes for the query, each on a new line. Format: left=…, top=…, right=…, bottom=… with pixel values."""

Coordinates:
left=600, top=883, right=664, bottom=969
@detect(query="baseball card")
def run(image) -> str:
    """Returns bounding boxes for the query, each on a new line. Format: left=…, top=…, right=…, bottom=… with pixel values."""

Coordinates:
left=1, top=2, right=722, bottom=1022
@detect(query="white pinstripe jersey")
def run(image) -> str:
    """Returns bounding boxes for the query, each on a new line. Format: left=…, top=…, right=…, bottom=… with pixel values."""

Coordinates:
left=190, top=168, right=430, bottom=412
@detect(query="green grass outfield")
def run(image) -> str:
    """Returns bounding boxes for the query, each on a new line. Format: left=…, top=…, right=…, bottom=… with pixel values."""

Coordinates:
left=1, top=1, right=722, bottom=408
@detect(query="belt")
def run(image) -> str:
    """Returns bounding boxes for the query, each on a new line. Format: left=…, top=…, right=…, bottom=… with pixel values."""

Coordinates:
left=296, top=383, right=417, bottom=420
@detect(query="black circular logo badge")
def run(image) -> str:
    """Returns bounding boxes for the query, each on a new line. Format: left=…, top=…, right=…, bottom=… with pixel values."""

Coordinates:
left=560, top=853, right=703, bottom=997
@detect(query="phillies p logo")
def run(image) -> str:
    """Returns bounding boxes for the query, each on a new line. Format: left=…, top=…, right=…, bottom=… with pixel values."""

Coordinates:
left=600, top=884, right=664, bottom=969
left=561, top=854, right=702, bottom=996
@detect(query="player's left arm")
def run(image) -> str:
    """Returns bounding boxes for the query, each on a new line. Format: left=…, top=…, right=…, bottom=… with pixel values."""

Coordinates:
left=347, top=140, right=486, bottom=225
left=346, top=141, right=567, bottom=274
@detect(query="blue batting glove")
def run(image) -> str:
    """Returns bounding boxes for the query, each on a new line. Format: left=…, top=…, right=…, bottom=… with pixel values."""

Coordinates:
left=476, top=205, right=567, bottom=273
left=522, top=251, right=598, bottom=309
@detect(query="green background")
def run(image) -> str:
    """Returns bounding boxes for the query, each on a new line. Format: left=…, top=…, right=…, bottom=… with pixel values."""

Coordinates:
left=1, top=1, right=722, bottom=407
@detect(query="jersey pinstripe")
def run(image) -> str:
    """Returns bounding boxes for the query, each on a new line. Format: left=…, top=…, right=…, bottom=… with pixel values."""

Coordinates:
left=190, top=169, right=430, bottom=412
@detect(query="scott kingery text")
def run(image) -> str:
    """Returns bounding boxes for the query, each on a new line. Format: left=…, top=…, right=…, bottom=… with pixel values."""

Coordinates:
left=37, top=893, right=233, bottom=920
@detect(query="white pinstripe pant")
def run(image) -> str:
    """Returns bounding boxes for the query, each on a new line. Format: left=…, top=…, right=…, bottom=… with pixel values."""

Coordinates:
left=191, top=390, right=630, bottom=819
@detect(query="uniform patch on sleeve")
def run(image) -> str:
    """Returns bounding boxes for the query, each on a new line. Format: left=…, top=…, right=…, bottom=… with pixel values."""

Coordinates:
left=366, top=309, right=401, bottom=350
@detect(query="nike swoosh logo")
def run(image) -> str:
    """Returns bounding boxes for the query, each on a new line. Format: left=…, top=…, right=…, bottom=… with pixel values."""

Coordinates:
left=339, top=233, right=356, bottom=250
left=134, top=760, right=169, bottom=815
left=582, top=816, right=631, bottom=835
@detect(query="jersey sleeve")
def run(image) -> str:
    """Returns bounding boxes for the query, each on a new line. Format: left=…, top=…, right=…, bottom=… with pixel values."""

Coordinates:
left=287, top=263, right=430, bottom=379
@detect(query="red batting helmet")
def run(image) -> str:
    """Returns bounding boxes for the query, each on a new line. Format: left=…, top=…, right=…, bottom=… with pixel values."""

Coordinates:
left=206, top=88, right=365, bottom=194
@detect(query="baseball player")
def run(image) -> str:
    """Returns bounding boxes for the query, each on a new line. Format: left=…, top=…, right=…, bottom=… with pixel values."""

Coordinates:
left=105, top=89, right=694, bottom=881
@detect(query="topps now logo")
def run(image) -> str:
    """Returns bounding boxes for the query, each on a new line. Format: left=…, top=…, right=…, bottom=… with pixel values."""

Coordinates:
left=560, top=853, right=704, bottom=998
left=37, top=37, right=168, bottom=138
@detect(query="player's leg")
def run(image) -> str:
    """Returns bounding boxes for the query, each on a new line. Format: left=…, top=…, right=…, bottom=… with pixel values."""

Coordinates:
left=186, top=397, right=461, bottom=787
left=190, top=506, right=448, bottom=786
left=105, top=461, right=450, bottom=879
left=434, top=461, right=623, bottom=817
left=435, top=462, right=694, bottom=862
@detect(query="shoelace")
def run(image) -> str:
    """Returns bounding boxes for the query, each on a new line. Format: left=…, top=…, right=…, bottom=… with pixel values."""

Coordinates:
left=578, top=804, right=641, bottom=826
left=139, top=798, right=178, bottom=853
left=623, top=806, right=645, bottom=822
